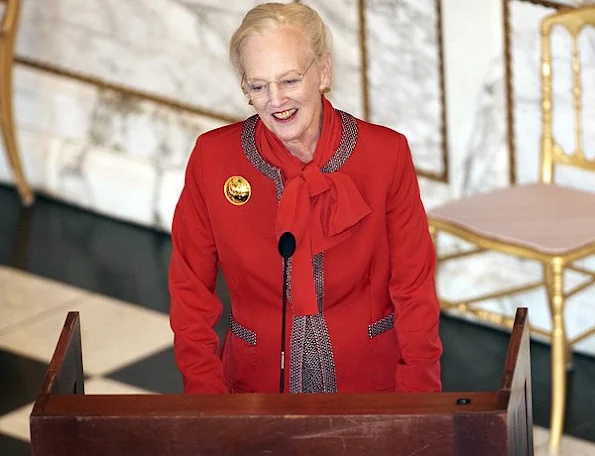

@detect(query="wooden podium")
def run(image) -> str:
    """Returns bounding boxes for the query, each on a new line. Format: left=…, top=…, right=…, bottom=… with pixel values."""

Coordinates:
left=30, top=309, right=533, bottom=455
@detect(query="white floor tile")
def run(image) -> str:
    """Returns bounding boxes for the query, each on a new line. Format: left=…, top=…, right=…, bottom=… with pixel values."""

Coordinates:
left=0, top=402, right=33, bottom=442
left=0, top=292, right=173, bottom=376
left=0, top=379, right=153, bottom=443
left=534, top=426, right=551, bottom=447
left=0, top=267, right=9, bottom=286
left=0, top=266, right=86, bottom=333
left=535, top=431, right=595, bottom=455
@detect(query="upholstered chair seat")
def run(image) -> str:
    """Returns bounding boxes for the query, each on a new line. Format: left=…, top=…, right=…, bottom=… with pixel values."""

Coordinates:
left=429, top=182, right=595, bottom=255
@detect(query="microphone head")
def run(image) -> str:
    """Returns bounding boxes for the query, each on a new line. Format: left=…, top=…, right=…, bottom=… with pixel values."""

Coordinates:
left=278, top=232, right=296, bottom=258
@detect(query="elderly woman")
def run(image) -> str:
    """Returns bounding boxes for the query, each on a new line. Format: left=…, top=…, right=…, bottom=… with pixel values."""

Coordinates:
left=169, top=2, right=442, bottom=394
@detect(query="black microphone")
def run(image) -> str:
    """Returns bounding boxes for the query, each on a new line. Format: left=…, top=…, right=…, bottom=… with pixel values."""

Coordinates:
left=277, top=232, right=296, bottom=393
left=278, top=232, right=296, bottom=258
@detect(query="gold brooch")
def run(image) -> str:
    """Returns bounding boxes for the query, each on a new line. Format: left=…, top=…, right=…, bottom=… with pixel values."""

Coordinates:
left=224, top=176, right=251, bottom=206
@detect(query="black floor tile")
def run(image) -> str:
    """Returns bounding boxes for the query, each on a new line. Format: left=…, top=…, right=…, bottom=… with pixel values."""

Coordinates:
left=0, top=349, right=48, bottom=415
left=530, top=344, right=595, bottom=442
left=440, top=315, right=509, bottom=392
left=0, top=434, right=30, bottom=456
left=106, top=347, right=184, bottom=394
left=0, top=185, right=172, bottom=315
left=440, top=315, right=595, bottom=441
left=0, top=186, right=24, bottom=268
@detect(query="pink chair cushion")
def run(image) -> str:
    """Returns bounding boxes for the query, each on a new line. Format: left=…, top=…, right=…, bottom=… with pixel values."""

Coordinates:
left=428, top=183, right=595, bottom=255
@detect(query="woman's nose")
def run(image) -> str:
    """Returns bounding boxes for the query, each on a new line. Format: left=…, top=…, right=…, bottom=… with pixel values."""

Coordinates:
left=268, top=82, right=287, bottom=106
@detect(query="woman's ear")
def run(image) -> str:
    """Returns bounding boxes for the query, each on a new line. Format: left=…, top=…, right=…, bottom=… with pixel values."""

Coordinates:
left=318, top=53, right=332, bottom=93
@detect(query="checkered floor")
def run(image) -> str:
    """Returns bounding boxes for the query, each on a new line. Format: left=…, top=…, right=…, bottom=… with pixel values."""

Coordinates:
left=2, top=185, right=595, bottom=455
left=0, top=266, right=594, bottom=455
left=0, top=266, right=184, bottom=450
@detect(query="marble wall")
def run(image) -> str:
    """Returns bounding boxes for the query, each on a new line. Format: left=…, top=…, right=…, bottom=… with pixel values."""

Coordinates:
left=2, top=0, right=449, bottom=228
left=2, top=0, right=595, bottom=355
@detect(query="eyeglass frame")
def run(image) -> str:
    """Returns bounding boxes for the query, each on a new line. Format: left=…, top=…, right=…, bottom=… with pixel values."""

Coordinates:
left=241, top=58, right=317, bottom=102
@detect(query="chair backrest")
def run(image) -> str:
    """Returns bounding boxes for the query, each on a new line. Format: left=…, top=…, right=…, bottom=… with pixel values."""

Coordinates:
left=540, top=6, right=595, bottom=183
left=1, top=0, right=20, bottom=41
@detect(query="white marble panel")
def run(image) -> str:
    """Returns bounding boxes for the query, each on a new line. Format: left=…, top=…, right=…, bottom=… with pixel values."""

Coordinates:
left=441, top=0, right=509, bottom=197
left=13, top=66, right=227, bottom=169
left=17, top=0, right=255, bottom=120
left=1, top=65, right=231, bottom=228
left=5, top=1, right=455, bottom=228
left=366, top=0, right=444, bottom=175
left=301, top=0, right=362, bottom=117
left=158, top=168, right=186, bottom=232
left=14, top=0, right=448, bottom=182
left=16, top=0, right=367, bottom=124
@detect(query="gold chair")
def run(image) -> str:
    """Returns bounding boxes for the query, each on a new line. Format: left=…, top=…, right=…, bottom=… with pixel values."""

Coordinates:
left=1, top=0, right=33, bottom=205
left=428, top=6, right=595, bottom=455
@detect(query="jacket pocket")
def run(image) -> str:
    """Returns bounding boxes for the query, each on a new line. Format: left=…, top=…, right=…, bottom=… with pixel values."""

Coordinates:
left=222, top=315, right=258, bottom=392
left=229, top=314, right=257, bottom=346
left=369, top=313, right=398, bottom=391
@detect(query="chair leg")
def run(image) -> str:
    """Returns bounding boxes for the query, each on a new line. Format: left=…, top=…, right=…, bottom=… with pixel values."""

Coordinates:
left=0, top=43, right=34, bottom=206
left=429, top=225, right=438, bottom=249
left=545, top=259, right=567, bottom=455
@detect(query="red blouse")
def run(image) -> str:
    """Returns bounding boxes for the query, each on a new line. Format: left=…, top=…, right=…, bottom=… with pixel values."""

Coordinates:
left=169, top=102, right=442, bottom=394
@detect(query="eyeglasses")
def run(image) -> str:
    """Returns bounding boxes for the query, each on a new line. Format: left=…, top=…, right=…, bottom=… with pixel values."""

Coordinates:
left=242, top=59, right=316, bottom=100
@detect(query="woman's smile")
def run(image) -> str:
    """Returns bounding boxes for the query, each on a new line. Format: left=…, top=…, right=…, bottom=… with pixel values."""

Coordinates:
left=272, top=108, right=298, bottom=121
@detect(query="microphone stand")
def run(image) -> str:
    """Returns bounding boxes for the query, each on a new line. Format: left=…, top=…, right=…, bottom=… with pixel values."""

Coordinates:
left=280, top=255, right=289, bottom=393
left=278, top=232, right=296, bottom=393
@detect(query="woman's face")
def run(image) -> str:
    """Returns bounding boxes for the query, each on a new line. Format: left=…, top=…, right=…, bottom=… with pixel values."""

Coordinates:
left=240, top=26, right=331, bottom=149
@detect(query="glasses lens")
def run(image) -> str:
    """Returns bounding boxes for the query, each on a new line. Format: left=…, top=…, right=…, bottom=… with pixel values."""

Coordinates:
left=245, top=64, right=311, bottom=99
left=247, top=81, right=268, bottom=97
left=279, top=73, right=302, bottom=91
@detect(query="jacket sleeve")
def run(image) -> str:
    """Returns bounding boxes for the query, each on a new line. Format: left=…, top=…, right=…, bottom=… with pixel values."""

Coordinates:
left=169, top=136, right=228, bottom=393
left=386, top=133, right=443, bottom=392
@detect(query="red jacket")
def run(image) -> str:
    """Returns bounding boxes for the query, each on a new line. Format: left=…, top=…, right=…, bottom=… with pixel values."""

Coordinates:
left=169, top=111, right=442, bottom=394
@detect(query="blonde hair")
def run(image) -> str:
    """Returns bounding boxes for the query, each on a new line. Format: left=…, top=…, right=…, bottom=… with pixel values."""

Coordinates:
left=229, top=2, right=331, bottom=76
